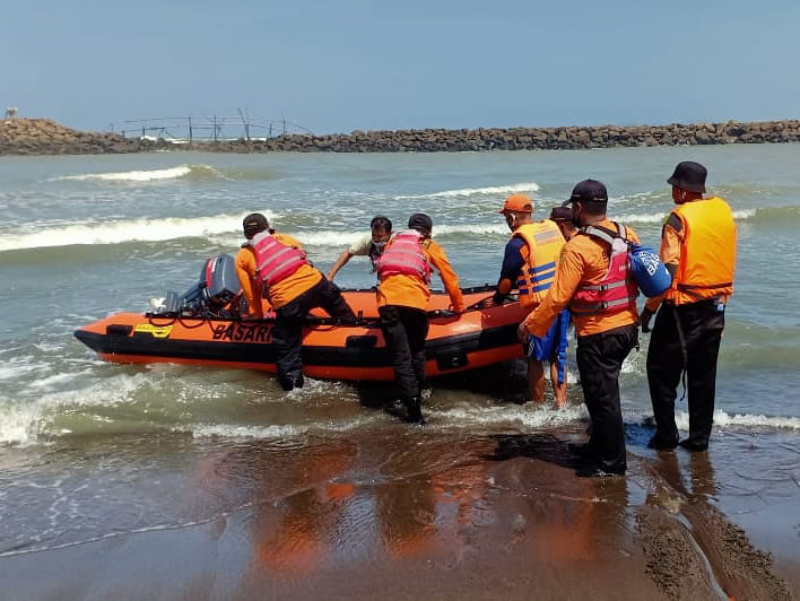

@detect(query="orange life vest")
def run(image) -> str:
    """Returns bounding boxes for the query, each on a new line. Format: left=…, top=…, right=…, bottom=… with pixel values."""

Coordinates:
left=570, top=223, right=639, bottom=316
left=512, top=221, right=565, bottom=310
left=250, top=231, right=308, bottom=290
left=375, top=230, right=432, bottom=283
left=667, top=197, right=736, bottom=305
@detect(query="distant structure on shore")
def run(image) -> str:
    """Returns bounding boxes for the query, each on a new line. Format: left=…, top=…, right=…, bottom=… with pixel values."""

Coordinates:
left=4, top=107, right=18, bottom=121
left=112, top=113, right=312, bottom=143
left=3, top=117, right=800, bottom=155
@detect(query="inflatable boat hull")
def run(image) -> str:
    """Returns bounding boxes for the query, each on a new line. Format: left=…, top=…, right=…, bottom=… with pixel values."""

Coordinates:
left=74, top=288, right=527, bottom=381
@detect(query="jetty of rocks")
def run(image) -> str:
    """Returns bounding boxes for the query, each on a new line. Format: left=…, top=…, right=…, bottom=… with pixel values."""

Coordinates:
left=3, top=117, right=800, bottom=155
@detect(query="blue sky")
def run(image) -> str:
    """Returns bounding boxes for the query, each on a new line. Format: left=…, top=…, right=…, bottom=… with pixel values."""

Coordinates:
left=3, top=0, right=799, bottom=134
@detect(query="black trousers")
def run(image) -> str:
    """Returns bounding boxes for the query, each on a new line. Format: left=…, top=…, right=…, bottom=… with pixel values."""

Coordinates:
left=576, top=324, right=638, bottom=473
left=646, top=299, right=724, bottom=448
left=273, top=278, right=356, bottom=390
left=379, top=305, right=429, bottom=402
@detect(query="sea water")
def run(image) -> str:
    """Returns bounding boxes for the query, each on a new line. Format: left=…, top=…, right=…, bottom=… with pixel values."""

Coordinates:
left=1, top=145, right=798, bottom=564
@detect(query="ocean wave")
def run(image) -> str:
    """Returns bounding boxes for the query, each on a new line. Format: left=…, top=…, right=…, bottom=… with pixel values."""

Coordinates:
left=209, top=222, right=512, bottom=250
left=610, top=190, right=667, bottom=204
left=0, top=211, right=277, bottom=252
left=742, top=205, right=800, bottom=225
left=188, top=414, right=376, bottom=441
left=616, top=208, right=757, bottom=224
left=675, top=409, right=800, bottom=431
left=435, top=403, right=587, bottom=428
left=53, top=164, right=227, bottom=183
left=398, top=182, right=541, bottom=200
left=0, top=372, right=151, bottom=445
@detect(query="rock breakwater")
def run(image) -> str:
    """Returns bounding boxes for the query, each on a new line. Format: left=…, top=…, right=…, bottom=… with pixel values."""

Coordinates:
left=3, top=117, right=800, bottom=155
left=0, top=119, right=140, bottom=155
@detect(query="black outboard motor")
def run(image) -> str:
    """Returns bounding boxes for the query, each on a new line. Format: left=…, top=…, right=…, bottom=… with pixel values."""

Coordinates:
left=150, top=254, right=242, bottom=317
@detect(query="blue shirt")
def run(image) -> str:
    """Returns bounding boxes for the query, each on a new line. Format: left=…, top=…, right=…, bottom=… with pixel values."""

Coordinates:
left=494, top=236, right=526, bottom=302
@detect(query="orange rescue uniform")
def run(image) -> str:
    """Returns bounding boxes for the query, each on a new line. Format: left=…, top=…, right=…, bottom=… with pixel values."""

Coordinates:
left=523, top=218, right=640, bottom=338
left=235, top=233, right=322, bottom=317
left=377, top=237, right=465, bottom=312
left=512, top=221, right=565, bottom=311
left=645, top=196, right=736, bottom=312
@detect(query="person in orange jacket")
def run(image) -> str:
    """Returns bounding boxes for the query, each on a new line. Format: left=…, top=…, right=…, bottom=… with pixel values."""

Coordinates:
left=376, top=213, right=465, bottom=423
left=492, top=194, right=568, bottom=407
left=519, top=180, right=640, bottom=477
left=640, top=162, right=736, bottom=452
left=235, top=213, right=356, bottom=391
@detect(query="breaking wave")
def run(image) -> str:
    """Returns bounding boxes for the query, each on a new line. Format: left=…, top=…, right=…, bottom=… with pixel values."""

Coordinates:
left=0, top=211, right=277, bottom=252
left=53, top=164, right=227, bottom=183
left=674, top=409, right=800, bottom=431
left=295, top=223, right=509, bottom=247
left=399, top=182, right=541, bottom=200
left=617, top=209, right=757, bottom=225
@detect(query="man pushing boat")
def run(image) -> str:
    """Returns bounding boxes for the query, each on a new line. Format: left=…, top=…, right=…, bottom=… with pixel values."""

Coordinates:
left=375, top=213, right=465, bottom=423
left=235, top=213, right=356, bottom=392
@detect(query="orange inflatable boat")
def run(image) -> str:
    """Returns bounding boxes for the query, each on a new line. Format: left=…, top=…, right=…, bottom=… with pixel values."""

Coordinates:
left=74, top=255, right=526, bottom=382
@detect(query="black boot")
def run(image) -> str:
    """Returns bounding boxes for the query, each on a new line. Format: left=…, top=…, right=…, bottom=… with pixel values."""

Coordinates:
left=385, top=398, right=406, bottom=418
left=405, top=396, right=425, bottom=424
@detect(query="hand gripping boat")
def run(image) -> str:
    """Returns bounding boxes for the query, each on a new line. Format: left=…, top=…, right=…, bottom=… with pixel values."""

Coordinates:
left=74, top=254, right=527, bottom=382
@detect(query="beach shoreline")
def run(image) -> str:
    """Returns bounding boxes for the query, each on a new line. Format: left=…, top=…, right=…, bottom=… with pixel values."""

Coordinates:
left=0, top=428, right=795, bottom=601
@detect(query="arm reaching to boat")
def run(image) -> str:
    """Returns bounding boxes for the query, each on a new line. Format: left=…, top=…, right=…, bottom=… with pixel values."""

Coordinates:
left=425, top=239, right=465, bottom=313
left=235, top=246, right=263, bottom=319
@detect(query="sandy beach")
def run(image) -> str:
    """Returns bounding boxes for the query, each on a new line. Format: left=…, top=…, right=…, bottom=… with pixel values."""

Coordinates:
left=1, top=425, right=795, bottom=601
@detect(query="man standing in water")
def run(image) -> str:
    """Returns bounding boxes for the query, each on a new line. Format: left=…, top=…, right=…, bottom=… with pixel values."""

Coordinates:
left=519, top=180, right=640, bottom=477
left=327, top=216, right=393, bottom=282
left=376, top=213, right=465, bottom=424
left=493, top=194, right=568, bottom=407
left=641, top=162, right=736, bottom=452
left=235, top=213, right=356, bottom=391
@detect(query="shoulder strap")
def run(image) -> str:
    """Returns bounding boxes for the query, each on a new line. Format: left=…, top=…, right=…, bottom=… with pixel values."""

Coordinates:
left=580, top=224, right=617, bottom=246
left=580, top=222, right=632, bottom=245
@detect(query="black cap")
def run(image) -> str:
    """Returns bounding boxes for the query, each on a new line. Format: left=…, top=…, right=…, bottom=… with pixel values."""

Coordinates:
left=408, top=213, right=433, bottom=235
left=549, top=206, right=574, bottom=221
left=242, top=213, right=269, bottom=238
left=667, top=161, right=707, bottom=194
left=567, top=179, right=608, bottom=204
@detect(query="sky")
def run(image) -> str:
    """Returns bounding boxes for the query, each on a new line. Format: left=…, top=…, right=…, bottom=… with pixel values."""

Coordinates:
left=2, top=0, right=800, bottom=135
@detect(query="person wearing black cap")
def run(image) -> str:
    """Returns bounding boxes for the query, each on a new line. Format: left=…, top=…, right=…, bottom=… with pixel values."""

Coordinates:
left=641, top=162, right=736, bottom=452
left=374, top=213, right=465, bottom=423
left=519, top=180, right=641, bottom=477
left=235, top=212, right=356, bottom=391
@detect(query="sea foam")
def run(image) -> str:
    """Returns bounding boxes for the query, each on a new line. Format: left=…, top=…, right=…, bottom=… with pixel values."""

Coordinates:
left=56, top=165, right=194, bottom=182
left=616, top=209, right=757, bottom=224
left=0, top=211, right=277, bottom=252
left=399, top=182, right=541, bottom=200
left=53, top=164, right=229, bottom=183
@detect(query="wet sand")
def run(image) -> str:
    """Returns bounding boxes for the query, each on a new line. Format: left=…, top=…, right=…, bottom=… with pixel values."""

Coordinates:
left=0, top=426, right=795, bottom=601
